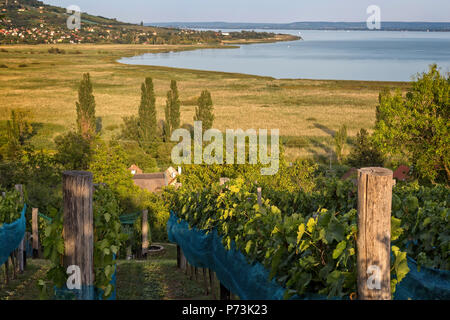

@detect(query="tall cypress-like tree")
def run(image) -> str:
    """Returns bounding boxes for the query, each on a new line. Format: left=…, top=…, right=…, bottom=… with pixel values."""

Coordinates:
left=194, top=90, right=214, bottom=132
left=164, top=80, right=181, bottom=139
left=334, top=124, right=347, bottom=164
left=76, top=73, right=96, bottom=140
left=164, top=92, right=171, bottom=140
left=138, top=77, right=158, bottom=146
left=169, top=80, right=181, bottom=130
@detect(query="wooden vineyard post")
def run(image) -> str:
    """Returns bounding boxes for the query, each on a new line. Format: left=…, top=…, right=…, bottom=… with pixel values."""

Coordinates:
left=177, top=245, right=181, bottom=268
left=357, top=167, right=394, bottom=300
left=209, top=270, right=217, bottom=300
left=32, top=208, right=39, bottom=258
left=142, top=209, right=149, bottom=258
left=62, top=171, right=94, bottom=300
left=257, top=187, right=262, bottom=207
left=180, top=249, right=187, bottom=271
left=1, top=192, right=8, bottom=284
left=202, top=268, right=209, bottom=295
left=176, top=180, right=182, bottom=269
left=220, top=282, right=231, bottom=300
left=24, top=232, right=29, bottom=268
left=14, top=184, right=24, bottom=273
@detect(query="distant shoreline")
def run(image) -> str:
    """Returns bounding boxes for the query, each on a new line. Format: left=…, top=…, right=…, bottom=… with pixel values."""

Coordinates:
left=148, top=21, right=450, bottom=32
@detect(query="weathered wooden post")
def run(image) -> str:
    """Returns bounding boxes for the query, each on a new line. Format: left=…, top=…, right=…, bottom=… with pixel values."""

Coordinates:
left=177, top=246, right=181, bottom=268
left=180, top=249, right=187, bottom=271
left=14, top=184, right=24, bottom=273
left=24, top=231, right=30, bottom=268
left=257, top=187, right=262, bottom=207
left=176, top=180, right=182, bottom=269
left=202, top=268, right=209, bottom=295
left=142, top=209, right=149, bottom=258
left=2, top=192, right=9, bottom=283
left=62, top=171, right=94, bottom=300
left=209, top=270, right=217, bottom=299
left=218, top=177, right=232, bottom=300
left=32, top=208, right=39, bottom=258
left=220, top=283, right=231, bottom=300
left=357, top=167, right=394, bottom=300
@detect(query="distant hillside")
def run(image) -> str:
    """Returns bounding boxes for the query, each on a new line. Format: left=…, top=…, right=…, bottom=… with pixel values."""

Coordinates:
left=0, top=0, right=297, bottom=44
left=149, top=21, right=450, bottom=32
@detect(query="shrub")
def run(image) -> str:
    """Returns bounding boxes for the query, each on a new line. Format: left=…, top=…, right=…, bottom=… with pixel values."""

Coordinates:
left=347, top=129, right=385, bottom=168
left=373, top=64, right=449, bottom=183
left=54, top=131, right=92, bottom=170
left=48, top=47, right=66, bottom=54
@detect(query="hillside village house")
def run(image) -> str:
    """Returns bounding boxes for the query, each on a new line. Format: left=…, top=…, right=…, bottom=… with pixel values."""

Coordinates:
left=128, top=165, right=180, bottom=193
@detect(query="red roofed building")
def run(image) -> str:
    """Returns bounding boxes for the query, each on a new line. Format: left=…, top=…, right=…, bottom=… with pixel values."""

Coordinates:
left=393, top=165, right=411, bottom=181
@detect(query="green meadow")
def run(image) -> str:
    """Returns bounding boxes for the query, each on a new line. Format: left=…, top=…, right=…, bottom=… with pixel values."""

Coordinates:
left=0, top=43, right=411, bottom=161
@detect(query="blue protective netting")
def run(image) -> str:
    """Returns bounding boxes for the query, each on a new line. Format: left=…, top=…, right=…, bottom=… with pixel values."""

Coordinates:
left=168, top=212, right=450, bottom=300
left=54, top=261, right=117, bottom=300
left=394, top=257, right=450, bottom=300
left=119, top=211, right=141, bottom=225
left=0, top=204, right=27, bottom=266
left=168, top=212, right=287, bottom=300
left=1, top=203, right=118, bottom=300
left=25, top=238, right=33, bottom=258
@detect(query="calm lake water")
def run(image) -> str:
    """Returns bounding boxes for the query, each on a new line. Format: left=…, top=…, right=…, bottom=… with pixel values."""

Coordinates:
left=118, top=30, right=450, bottom=81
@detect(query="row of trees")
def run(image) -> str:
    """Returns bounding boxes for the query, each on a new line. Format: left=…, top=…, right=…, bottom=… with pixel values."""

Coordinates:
left=120, top=76, right=215, bottom=149
left=0, top=73, right=172, bottom=242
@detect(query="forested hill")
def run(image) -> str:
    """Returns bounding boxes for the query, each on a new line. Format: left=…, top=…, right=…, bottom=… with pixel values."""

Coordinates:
left=150, top=21, right=450, bottom=32
left=0, top=0, right=298, bottom=44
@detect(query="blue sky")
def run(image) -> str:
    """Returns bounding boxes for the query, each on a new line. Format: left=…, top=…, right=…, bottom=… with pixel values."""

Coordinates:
left=43, top=0, right=450, bottom=24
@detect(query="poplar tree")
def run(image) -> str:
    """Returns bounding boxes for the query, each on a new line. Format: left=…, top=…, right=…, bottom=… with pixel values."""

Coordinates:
left=138, top=77, right=158, bottom=146
left=164, top=94, right=171, bottom=140
left=164, top=80, right=181, bottom=139
left=76, top=73, right=96, bottom=140
left=194, top=90, right=214, bottom=132
left=334, top=124, right=347, bottom=164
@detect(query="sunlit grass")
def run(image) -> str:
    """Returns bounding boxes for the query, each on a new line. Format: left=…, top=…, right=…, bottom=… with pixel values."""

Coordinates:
left=0, top=43, right=411, bottom=159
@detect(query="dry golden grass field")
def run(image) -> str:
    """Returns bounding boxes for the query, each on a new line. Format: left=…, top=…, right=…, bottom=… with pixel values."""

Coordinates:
left=0, top=43, right=411, bottom=160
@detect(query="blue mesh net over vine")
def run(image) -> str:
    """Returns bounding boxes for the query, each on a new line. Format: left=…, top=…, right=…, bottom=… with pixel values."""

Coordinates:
left=54, top=259, right=117, bottom=300
left=119, top=212, right=141, bottom=225
left=167, top=212, right=450, bottom=300
left=0, top=204, right=27, bottom=266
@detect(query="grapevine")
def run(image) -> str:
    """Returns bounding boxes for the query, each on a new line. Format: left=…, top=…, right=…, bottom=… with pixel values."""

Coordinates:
left=39, top=184, right=128, bottom=299
left=168, top=177, right=428, bottom=299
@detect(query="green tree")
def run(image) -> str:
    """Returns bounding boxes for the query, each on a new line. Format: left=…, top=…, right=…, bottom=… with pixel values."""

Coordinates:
left=347, top=129, right=385, bottom=168
left=120, top=115, right=140, bottom=142
left=54, top=131, right=92, bottom=170
left=194, top=90, right=214, bottom=132
left=138, top=77, right=158, bottom=147
left=1, top=109, right=33, bottom=160
left=334, top=124, right=347, bottom=164
left=88, top=139, right=152, bottom=211
left=76, top=73, right=96, bottom=140
left=20, top=149, right=62, bottom=214
left=373, top=64, right=449, bottom=183
left=164, top=80, right=181, bottom=139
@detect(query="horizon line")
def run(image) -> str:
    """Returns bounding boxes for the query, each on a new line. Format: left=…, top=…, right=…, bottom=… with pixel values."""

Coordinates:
left=145, top=20, right=450, bottom=24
